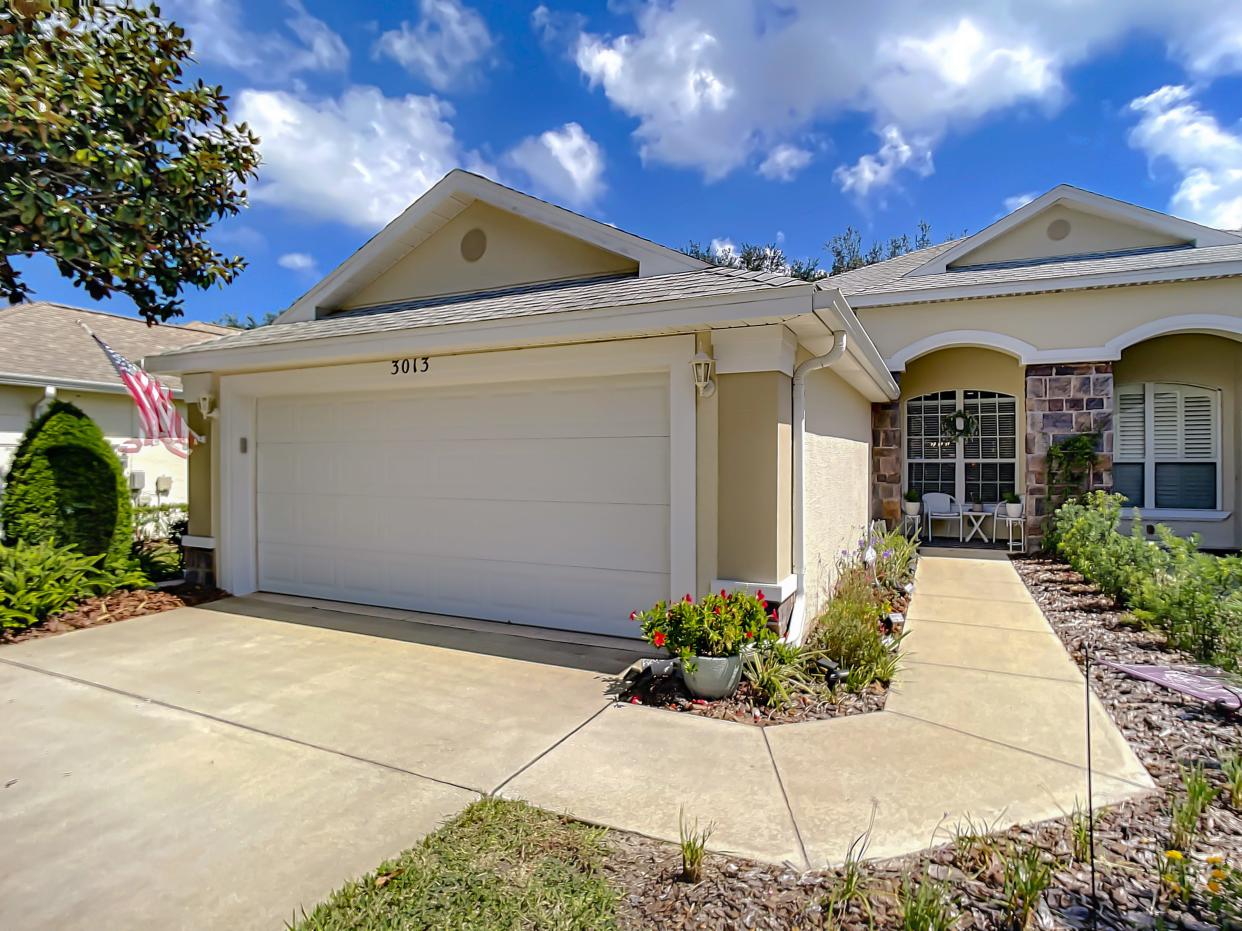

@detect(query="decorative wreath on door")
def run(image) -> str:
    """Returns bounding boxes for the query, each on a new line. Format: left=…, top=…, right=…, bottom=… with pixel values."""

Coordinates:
left=940, top=409, right=979, bottom=441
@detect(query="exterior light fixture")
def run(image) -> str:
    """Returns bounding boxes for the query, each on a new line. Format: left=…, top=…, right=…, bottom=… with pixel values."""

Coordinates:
left=691, top=352, right=717, bottom=399
left=196, top=394, right=217, bottom=419
left=154, top=475, right=173, bottom=497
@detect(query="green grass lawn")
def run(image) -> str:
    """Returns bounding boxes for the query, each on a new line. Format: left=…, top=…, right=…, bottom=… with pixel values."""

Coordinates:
left=289, top=798, right=620, bottom=931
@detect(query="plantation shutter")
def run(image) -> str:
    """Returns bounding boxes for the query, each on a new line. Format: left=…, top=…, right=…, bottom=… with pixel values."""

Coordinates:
left=1112, top=385, right=1145, bottom=506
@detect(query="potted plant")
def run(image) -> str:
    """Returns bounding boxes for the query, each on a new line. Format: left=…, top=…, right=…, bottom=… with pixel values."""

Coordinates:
left=1002, top=491, right=1023, bottom=518
left=631, top=590, right=775, bottom=699
left=966, top=492, right=982, bottom=513
left=902, top=488, right=922, bottom=516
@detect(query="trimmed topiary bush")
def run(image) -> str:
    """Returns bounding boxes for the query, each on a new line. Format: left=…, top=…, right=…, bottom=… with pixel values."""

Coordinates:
left=1, top=401, right=133, bottom=566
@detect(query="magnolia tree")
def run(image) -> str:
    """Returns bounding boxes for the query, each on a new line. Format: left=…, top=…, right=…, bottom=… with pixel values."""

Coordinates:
left=0, top=0, right=260, bottom=322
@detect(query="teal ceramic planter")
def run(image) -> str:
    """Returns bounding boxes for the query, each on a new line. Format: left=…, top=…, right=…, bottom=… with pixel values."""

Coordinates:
left=681, top=654, right=743, bottom=699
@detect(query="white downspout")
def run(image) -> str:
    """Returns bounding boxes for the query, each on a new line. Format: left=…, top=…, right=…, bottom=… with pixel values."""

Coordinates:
left=787, top=331, right=848, bottom=644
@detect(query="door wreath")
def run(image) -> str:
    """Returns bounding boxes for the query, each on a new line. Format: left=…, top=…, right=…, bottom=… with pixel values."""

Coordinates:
left=940, top=408, right=979, bottom=441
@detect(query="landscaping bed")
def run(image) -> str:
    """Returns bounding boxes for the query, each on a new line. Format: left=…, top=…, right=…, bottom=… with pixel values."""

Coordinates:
left=1, top=582, right=226, bottom=645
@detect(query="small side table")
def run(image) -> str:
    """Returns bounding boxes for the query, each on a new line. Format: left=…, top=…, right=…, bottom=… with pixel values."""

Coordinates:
left=998, top=514, right=1027, bottom=553
left=962, top=511, right=990, bottom=544
left=900, top=513, right=922, bottom=539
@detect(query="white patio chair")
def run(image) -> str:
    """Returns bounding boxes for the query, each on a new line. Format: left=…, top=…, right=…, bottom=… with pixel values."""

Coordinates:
left=923, top=492, right=963, bottom=543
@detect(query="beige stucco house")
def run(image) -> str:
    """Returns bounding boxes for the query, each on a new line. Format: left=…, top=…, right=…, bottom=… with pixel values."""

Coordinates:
left=837, top=185, right=1242, bottom=550
left=149, top=174, right=1242, bottom=641
left=0, top=302, right=231, bottom=511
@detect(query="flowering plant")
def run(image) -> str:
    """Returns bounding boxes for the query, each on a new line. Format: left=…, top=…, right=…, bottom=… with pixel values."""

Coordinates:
left=631, top=590, right=775, bottom=664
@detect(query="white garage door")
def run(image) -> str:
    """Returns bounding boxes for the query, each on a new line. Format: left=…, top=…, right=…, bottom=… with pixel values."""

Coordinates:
left=255, top=372, right=669, bottom=637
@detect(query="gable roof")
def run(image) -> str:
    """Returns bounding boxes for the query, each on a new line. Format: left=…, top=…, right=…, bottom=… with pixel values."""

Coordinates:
left=910, top=185, right=1240, bottom=278
left=0, top=302, right=232, bottom=392
left=277, top=170, right=707, bottom=324
left=158, top=266, right=808, bottom=362
left=830, top=186, right=1242, bottom=308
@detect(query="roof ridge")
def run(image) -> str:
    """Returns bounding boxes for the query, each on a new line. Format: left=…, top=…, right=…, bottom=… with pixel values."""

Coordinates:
left=5, top=300, right=225, bottom=334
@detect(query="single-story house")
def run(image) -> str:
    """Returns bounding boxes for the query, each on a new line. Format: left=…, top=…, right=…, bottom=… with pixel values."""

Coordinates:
left=0, top=302, right=232, bottom=509
left=149, top=173, right=1242, bottom=640
left=835, top=185, right=1242, bottom=550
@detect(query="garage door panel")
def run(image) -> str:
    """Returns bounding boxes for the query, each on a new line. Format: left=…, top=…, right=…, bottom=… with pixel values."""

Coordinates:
left=255, top=372, right=672, bottom=637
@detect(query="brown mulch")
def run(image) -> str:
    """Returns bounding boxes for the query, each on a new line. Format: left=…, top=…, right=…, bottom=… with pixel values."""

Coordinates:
left=1, top=584, right=228, bottom=645
left=619, top=670, right=888, bottom=726
left=602, top=555, right=1241, bottom=929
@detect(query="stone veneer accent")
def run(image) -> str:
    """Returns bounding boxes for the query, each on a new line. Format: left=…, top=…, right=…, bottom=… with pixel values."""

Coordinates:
left=1024, top=362, right=1114, bottom=543
left=871, top=399, right=902, bottom=527
left=183, top=545, right=215, bottom=587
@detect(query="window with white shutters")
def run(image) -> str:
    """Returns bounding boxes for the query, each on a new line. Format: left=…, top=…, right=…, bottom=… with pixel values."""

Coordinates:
left=905, top=389, right=1018, bottom=504
left=1113, top=382, right=1220, bottom=510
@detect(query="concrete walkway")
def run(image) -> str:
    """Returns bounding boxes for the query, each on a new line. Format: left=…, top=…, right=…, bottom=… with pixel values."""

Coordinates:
left=498, top=547, right=1155, bottom=867
left=0, top=550, right=1154, bottom=929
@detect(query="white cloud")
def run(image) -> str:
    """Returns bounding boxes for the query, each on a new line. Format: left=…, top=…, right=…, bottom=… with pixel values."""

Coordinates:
left=237, top=86, right=491, bottom=229
left=709, top=237, right=735, bottom=260
left=758, top=144, right=813, bottom=181
left=506, top=122, right=606, bottom=207
left=162, top=0, right=348, bottom=79
left=375, top=0, right=495, bottom=91
left=277, top=252, right=318, bottom=274
left=566, top=0, right=1242, bottom=192
left=1128, top=84, right=1242, bottom=230
left=1003, top=191, right=1040, bottom=212
left=834, top=126, right=933, bottom=197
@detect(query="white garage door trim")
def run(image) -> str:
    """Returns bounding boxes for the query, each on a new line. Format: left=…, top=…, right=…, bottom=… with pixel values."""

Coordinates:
left=216, top=336, right=697, bottom=618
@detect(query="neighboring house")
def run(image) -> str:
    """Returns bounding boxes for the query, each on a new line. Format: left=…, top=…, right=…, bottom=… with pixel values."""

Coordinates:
left=0, top=302, right=232, bottom=512
left=149, top=173, right=1242, bottom=641
left=835, top=185, right=1242, bottom=550
left=149, top=170, right=897, bottom=639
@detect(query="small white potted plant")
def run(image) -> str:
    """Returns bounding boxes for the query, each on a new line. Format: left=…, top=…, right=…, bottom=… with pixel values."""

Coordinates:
left=902, top=488, right=922, bottom=516
left=1002, top=491, right=1023, bottom=518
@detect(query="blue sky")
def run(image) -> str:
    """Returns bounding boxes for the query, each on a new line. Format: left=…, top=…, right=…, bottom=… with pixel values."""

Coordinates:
left=17, top=0, right=1242, bottom=324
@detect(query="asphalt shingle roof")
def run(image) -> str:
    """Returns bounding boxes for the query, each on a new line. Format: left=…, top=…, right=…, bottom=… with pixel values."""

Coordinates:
left=162, top=266, right=809, bottom=357
left=0, top=302, right=233, bottom=390
left=830, top=239, right=1242, bottom=303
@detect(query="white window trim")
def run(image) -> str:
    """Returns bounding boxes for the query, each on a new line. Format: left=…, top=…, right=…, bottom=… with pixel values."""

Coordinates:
left=903, top=388, right=1020, bottom=505
left=1114, top=381, right=1222, bottom=512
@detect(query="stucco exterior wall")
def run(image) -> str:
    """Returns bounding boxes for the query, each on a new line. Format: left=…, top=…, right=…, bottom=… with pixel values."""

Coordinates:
left=803, top=366, right=871, bottom=615
left=858, top=278, right=1242, bottom=362
left=695, top=332, right=718, bottom=594
left=0, top=385, right=190, bottom=506
left=716, top=371, right=792, bottom=584
left=953, top=205, right=1184, bottom=268
left=341, top=201, right=639, bottom=310
left=1113, top=333, right=1242, bottom=548
left=186, top=406, right=213, bottom=536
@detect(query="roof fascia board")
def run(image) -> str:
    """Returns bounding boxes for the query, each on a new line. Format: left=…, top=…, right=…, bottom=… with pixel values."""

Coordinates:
left=277, top=170, right=704, bottom=324
left=0, top=371, right=183, bottom=396
left=149, top=288, right=812, bottom=376
left=908, top=185, right=1242, bottom=278
left=811, top=286, right=899, bottom=400
left=846, top=259, right=1242, bottom=308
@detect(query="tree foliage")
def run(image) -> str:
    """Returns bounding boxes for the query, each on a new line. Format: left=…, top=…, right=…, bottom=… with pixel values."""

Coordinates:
left=684, top=220, right=945, bottom=280
left=0, top=0, right=261, bottom=323
left=213, top=311, right=278, bottom=330
left=1, top=400, right=133, bottom=566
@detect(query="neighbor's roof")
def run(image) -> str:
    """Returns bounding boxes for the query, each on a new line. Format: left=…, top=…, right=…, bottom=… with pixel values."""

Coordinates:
left=0, top=302, right=233, bottom=391
left=161, top=266, right=808, bottom=358
left=830, top=238, right=1242, bottom=307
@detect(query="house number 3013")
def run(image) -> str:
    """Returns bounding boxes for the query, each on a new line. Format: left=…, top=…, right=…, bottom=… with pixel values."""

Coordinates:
left=391, top=357, right=430, bottom=374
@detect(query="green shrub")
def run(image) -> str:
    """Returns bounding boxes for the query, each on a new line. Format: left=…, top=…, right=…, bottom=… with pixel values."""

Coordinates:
left=1051, top=491, right=1242, bottom=669
left=133, top=539, right=183, bottom=582
left=2, top=401, right=133, bottom=566
left=744, top=640, right=822, bottom=710
left=0, top=539, right=148, bottom=629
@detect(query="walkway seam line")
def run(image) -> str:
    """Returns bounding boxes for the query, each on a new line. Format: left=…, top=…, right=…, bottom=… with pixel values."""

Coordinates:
left=903, top=658, right=1082, bottom=684
left=488, top=701, right=613, bottom=797
left=904, top=616, right=1055, bottom=634
left=0, top=656, right=481, bottom=796
left=762, top=728, right=812, bottom=872
left=884, top=708, right=1154, bottom=792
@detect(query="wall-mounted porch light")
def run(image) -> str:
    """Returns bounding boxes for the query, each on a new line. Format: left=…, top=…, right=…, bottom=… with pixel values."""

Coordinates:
left=691, top=352, right=717, bottom=399
left=196, top=394, right=218, bottom=419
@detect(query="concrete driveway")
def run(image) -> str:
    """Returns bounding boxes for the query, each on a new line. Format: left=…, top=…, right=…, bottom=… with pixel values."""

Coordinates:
left=0, top=596, right=643, bottom=931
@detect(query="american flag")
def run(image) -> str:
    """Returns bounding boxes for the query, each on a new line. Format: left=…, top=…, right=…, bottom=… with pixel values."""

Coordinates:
left=84, top=325, right=202, bottom=459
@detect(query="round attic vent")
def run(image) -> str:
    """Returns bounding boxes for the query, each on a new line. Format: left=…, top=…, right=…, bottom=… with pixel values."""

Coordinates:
left=460, top=227, right=487, bottom=262
left=1046, top=218, right=1071, bottom=241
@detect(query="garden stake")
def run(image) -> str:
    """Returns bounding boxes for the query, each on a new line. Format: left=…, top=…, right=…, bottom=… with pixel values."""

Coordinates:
left=1085, top=645, right=1098, bottom=931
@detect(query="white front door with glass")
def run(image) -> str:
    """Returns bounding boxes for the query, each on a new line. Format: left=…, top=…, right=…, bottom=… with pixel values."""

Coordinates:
left=905, top=390, right=1019, bottom=506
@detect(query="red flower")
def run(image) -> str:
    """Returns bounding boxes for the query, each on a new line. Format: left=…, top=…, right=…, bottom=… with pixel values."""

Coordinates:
left=746, top=630, right=754, bottom=639
left=714, top=605, right=721, bottom=614
left=629, top=695, right=641, bottom=704
left=760, top=599, right=768, bottom=610
left=653, top=631, right=667, bottom=648
left=720, top=588, right=727, bottom=597
left=684, top=593, right=693, bottom=603
left=629, top=611, right=637, bottom=621
left=756, top=589, right=765, bottom=601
